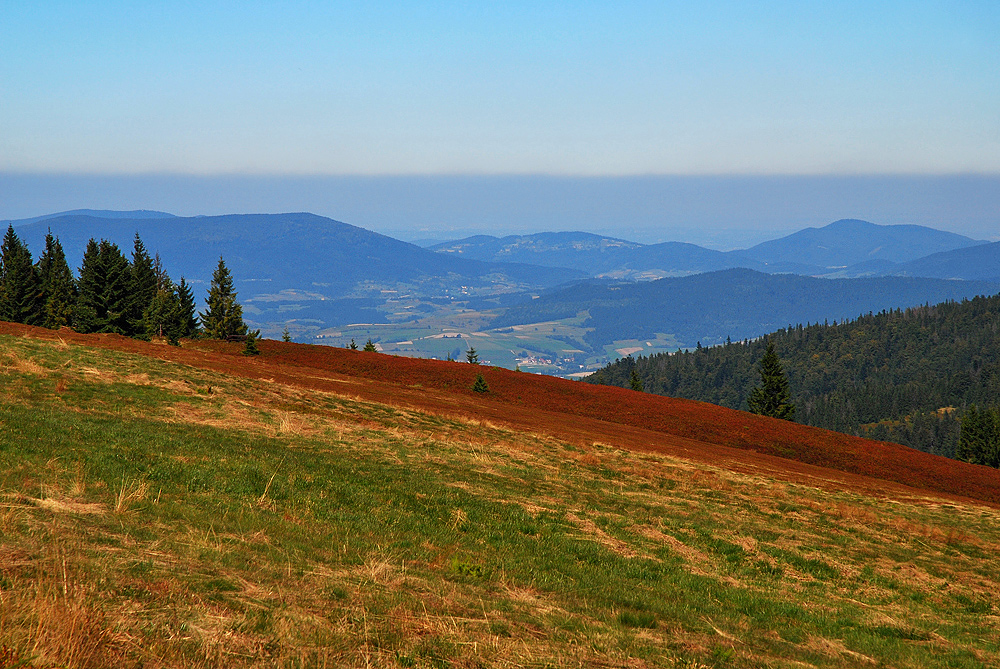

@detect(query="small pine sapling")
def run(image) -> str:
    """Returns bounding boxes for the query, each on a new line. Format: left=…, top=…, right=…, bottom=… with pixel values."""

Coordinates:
left=242, top=329, right=261, bottom=356
left=281, top=326, right=291, bottom=342
left=349, top=338, right=358, bottom=350
left=472, top=373, right=489, bottom=393
left=363, top=339, right=377, bottom=352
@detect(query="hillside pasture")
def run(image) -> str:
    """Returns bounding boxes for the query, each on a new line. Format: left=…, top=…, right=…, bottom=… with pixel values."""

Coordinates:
left=0, top=326, right=999, bottom=667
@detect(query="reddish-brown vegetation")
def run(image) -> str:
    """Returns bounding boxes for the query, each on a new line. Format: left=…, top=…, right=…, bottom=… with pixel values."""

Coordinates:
left=4, top=321, right=999, bottom=507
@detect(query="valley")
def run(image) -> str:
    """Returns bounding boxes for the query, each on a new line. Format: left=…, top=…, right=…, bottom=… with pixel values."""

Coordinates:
left=6, top=212, right=999, bottom=377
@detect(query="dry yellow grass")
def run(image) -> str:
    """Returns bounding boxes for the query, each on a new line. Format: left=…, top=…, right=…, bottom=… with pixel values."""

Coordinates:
left=2, top=334, right=1000, bottom=668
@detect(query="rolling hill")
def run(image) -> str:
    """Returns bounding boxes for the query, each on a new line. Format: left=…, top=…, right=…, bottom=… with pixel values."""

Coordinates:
left=737, top=218, right=985, bottom=269
left=586, top=292, right=1000, bottom=458
left=1, top=321, right=999, bottom=667
left=893, top=240, right=1000, bottom=281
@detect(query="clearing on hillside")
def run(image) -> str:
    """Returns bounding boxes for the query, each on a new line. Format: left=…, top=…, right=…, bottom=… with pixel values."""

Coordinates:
left=1, top=325, right=998, bottom=668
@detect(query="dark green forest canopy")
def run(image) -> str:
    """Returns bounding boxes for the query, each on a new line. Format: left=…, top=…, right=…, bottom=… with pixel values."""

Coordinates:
left=587, top=294, right=1000, bottom=461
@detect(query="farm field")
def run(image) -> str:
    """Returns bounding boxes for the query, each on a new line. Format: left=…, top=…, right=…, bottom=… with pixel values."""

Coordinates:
left=1, top=323, right=999, bottom=668
left=312, top=309, right=605, bottom=374
left=272, top=288, right=687, bottom=377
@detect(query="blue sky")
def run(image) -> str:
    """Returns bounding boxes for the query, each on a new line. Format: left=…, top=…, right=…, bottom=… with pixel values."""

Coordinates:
left=3, top=1, right=998, bottom=176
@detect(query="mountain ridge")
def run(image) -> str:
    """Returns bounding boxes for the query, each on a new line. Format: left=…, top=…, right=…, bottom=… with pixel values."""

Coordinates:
left=432, top=218, right=987, bottom=279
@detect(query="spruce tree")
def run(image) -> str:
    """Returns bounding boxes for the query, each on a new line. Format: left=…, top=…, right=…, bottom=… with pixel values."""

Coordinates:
left=747, top=341, right=795, bottom=420
left=243, top=329, right=261, bottom=356
left=956, top=405, right=982, bottom=464
left=472, top=373, right=489, bottom=393
left=281, top=326, right=291, bottom=342
left=142, top=281, right=184, bottom=346
left=200, top=257, right=246, bottom=340
left=466, top=347, right=479, bottom=364
left=363, top=339, right=377, bottom=352
left=629, top=367, right=644, bottom=392
left=989, top=408, right=1000, bottom=468
left=152, top=253, right=170, bottom=291
left=957, top=405, right=999, bottom=466
left=175, top=277, right=199, bottom=338
left=128, top=234, right=158, bottom=337
left=74, top=239, right=132, bottom=334
left=0, top=225, right=41, bottom=325
left=36, top=231, right=77, bottom=329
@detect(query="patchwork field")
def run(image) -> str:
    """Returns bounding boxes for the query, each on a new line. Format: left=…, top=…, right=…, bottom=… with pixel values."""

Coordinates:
left=1, top=323, right=999, bottom=668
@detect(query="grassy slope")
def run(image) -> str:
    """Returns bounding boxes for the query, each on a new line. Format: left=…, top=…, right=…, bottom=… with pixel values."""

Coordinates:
left=0, top=332, right=998, bottom=668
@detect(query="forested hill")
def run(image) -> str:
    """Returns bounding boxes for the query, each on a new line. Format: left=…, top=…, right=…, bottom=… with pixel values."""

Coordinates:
left=494, top=268, right=1000, bottom=350
left=586, top=293, right=1000, bottom=460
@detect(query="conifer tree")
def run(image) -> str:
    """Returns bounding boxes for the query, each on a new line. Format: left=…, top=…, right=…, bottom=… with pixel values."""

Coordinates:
left=200, top=257, right=246, bottom=340
left=152, top=253, right=169, bottom=291
left=0, top=225, right=41, bottom=325
left=363, top=339, right=377, bottom=352
left=466, top=347, right=479, bottom=364
left=242, top=329, right=261, bottom=356
left=957, top=405, right=999, bottom=467
left=36, top=231, right=77, bottom=329
left=281, top=326, right=291, bottom=342
left=142, top=280, right=184, bottom=346
left=128, top=234, right=158, bottom=336
left=747, top=341, right=795, bottom=420
left=472, top=373, right=489, bottom=393
left=74, top=239, right=132, bottom=334
left=629, top=367, right=644, bottom=392
left=175, top=277, right=200, bottom=338
left=349, top=338, right=358, bottom=350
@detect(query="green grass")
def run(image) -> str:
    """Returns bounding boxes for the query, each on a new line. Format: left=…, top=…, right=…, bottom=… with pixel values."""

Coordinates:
left=316, top=310, right=606, bottom=372
left=1, top=333, right=999, bottom=668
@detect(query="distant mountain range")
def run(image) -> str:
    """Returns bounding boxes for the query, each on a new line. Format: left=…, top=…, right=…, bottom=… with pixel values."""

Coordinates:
left=6, top=211, right=999, bottom=359
left=433, top=219, right=991, bottom=280
left=8, top=209, right=177, bottom=226
left=8, top=212, right=584, bottom=326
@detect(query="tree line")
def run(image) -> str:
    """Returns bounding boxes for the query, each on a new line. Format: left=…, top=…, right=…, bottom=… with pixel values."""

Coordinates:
left=586, top=295, right=1000, bottom=467
left=0, top=225, right=249, bottom=347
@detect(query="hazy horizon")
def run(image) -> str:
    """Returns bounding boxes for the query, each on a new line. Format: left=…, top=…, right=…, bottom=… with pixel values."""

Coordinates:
left=3, top=4, right=998, bottom=248
left=2, top=173, right=998, bottom=249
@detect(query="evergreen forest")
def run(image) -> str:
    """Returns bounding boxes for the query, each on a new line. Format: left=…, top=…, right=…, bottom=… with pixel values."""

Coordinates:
left=0, top=225, right=245, bottom=345
left=586, top=295, right=1000, bottom=467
